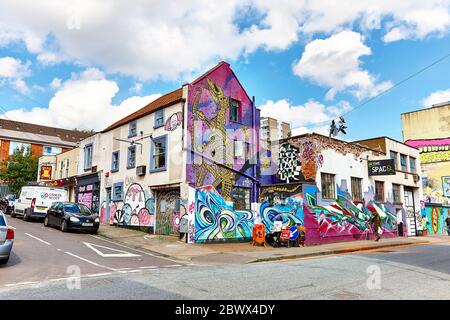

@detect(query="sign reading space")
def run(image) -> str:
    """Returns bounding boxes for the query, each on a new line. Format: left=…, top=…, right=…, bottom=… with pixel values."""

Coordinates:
left=368, top=159, right=396, bottom=176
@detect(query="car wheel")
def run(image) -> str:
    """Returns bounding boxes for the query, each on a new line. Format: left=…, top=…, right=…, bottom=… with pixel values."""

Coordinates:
left=0, top=256, right=9, bottom=265
left=44, top=216, right=50, bottom=227
left=60, top=220, right=68, bottom=232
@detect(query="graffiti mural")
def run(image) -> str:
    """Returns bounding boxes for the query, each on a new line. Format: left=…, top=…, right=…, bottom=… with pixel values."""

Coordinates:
left=278, top=143, right=301, bottom=183
left=165, top=112, right=183, bottom=131
left=304, top=184, right=396, bottom=239
left=186, top=62, right=259, bottom=203
left=194, top=185, right=254, bottom=242
left=406, top=137, right=450, bottom=164
left=422, top=205, right=449, bottom=234
left=155, top=189, right=181, bottom=235
left=100, top=183, right=155, bottom=230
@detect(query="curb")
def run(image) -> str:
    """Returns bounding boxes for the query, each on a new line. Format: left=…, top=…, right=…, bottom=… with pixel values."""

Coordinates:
left=245, top=240, right=431, bottom=264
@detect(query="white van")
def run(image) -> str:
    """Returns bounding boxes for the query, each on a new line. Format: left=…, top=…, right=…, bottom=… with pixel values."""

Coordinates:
left=13, top=186, right=68, bottom=221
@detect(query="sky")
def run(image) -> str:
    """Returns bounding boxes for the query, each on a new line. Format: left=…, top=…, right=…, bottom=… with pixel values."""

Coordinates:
left=0, top=0, right=449, bottom=142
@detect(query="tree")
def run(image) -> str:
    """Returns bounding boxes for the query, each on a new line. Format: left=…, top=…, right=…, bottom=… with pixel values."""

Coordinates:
left=0, top=146, right=39, bottom=196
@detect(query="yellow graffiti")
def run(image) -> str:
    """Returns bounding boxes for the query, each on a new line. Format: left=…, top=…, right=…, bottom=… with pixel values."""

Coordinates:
left=192, top=78, right=235, bottom=201
left=420, top=150, right=450, bottom=163
left=259, top=184, right=302, bottom=201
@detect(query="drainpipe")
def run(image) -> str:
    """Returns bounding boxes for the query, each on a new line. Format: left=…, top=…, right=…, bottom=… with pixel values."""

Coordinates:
left=251, top=95, right=258, bottom=203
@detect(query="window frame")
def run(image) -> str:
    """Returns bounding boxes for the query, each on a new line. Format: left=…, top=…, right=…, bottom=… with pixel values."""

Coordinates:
left=150, top=135, right=168, bottom=173
left=392, top=183, right=401, bottom=203
left=409, top=156, right=416, bottom=173
left=84, top=143, right=93, bottom=170
left=112, top=182, right=124, bottom=201
left=111, top=150, right=120, bottom=172
left=154, top=109, right=165, bottom=129
left=351, top=177, right=363, bottom=201
left=375, top=180, right=385, bottom=202
left=400, top=153, right=408, bottom=172
left=321, top=173, right=336, bottom=200
left=229, top=98, right=241, bottom=123
left=390, top=150, right=398, bottom=170
left=127, top=145, right=136, bottom=169
left=128, top=120, right=137, bottom=138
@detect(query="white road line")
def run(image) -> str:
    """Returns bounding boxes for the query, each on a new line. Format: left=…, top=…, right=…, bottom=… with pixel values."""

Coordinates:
left=139, top=266, right=158, bottom=269
left=64, top=251, right=115, bottom=271
left=4, top=281, right=37, bottom=287
left=87, top=272, right=113, bottom=277
left=25, top=233, right=51, bottom=246
left=117, top=269, right=142, bottom=274
left=163, top=264, right=182, bottom=267
left=83, top=242, right=140, bottom=258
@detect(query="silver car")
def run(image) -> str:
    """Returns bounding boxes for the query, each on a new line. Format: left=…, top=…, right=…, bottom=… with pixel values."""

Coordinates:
left=0, top=211, right=14, bottom=264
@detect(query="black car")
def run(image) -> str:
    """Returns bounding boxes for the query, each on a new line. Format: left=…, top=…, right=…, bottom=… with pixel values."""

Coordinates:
left=44, top=202, right=99, bottom=234
left=0, top=194, right=16, bottom=215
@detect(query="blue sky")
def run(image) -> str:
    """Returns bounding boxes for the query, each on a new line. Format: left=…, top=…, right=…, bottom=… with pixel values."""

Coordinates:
left=0, top=1, right=449, bottom=141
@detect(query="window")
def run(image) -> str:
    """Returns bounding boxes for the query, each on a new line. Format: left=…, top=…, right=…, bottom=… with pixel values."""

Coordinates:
left=400, top=154, right=407, bottom=171
left=321, top=173, right=336, bottom=199
left=154, top=109, right=165, bottom=128
left=150, top=135, right=167, bottom=172
left=111, top=151, right=120, bottom=172
left=84, top=144, right=93, bottom=170
left=59, top=160, right=63, bottom=179
left=127, top=145, right=136, bottom=169
left=43, top=146, right=62, bottom=156
left=230, top=99, right=240, bottom=122
left=351, top=177, right=363, bottom=201
left=392, top=183, right=401, bottom=203
left=9, top=141, right=31, bottom=156
left=232, top=187, right=251, bottom=210
left=65, top=159, right=70, bottom=177
left=409, top=157, right=416, bottom=173
left=375, top=181, right=385, bottom=202
left=128, top=120, right=137, bottom=138
left=390, top=151, right=398, bottom=169
left=112, top=182, right=124, bottom=201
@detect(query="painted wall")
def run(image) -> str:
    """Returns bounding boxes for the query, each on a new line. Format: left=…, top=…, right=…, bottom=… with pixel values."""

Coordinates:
left=421, top=204, right=450, bottom=235
left=401, top=103, right=450, bottom=141
left=186, top=62, right=259, bottom=203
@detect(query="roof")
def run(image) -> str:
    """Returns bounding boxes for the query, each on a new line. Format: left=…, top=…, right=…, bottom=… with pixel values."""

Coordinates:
left=102, top=88, right=184, bottom=133
left=401, top=101, right=450, bottom=116
left=353, top=136, right=419, bottom=150
left=0, top=119, right=92, bottom=144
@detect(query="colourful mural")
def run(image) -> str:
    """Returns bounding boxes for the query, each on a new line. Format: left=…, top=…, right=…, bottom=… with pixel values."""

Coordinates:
left=406, top=137, right=450, bottom=164
left=422, top=205, right=450, bottom=235
left=100, top=183, right=155, bottom=230
left=165, top=111, right=183, bottom=131
left=194, top=185, right=254, bottom=242
left=186, top=62, right=259, bottom=203
left=304, top=185, right=397, bottom=240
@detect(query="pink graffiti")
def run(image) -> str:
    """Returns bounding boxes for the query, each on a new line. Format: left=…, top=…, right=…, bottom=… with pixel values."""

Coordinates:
left=138, top=208, right=152, bottom=226
left=405, top=137, right=450, bottom=148
left=126, top=185, right=143, bottom=202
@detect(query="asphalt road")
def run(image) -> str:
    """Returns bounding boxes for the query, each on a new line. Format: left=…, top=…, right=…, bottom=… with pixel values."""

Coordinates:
left=1, top=222, right=449, bottom=299
left=0, top=216, right=187, bottom=287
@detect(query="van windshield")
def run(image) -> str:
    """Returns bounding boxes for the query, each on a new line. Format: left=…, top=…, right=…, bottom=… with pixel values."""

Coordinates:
left=64, top=204, right=92, bottom=216
left=6, top=195, right=15, bottom=201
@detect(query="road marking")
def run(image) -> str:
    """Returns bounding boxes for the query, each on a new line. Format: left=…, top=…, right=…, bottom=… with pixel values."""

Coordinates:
left=4, top=281, right=37, bottom=287
left=87, top=272, right=112, bottom=277
left=139, top=266, right=158, bottom=269
left=83, top=242, right=141, bottom=258
left=64, top=251, right=115, bottom=271
left=25, top=233, right=51, bottom=246
left=163, top=264, right=182, bottom=267
left=117, top=269, right=142, bottom=274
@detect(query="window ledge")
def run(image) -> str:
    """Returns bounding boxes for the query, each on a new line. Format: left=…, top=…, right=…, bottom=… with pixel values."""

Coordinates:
left=150, top=167, right=166, bottom=173
left=111, top=169, right=119, bottom=173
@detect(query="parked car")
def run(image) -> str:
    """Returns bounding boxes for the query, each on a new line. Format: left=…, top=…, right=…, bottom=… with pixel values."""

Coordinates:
left=0, top=194, right=16, bottom=215
left=0, top=211, right=14, bottom=265
left=13, top=186, right=67, bottom=221
left=44, top=202, right=99, bottom=234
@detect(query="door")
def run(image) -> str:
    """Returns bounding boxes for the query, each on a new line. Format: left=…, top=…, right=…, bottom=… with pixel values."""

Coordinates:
left=155, top=189, right=181, bottom=235
left=404, top=188, right=417, bottom=236
left=55, top=203, right=65, bottom=225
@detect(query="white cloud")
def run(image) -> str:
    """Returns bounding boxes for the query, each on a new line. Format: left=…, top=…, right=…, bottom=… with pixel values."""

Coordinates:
left=0, top=56, right=31, bottom=93
left=0, top=1, right=448, bottom=80
left=131, top=82, right=143, bottom=93
left=50, top=77, right=62, bottom=89
left=293, top=31, right=393, bottom=100
left=1, top=68, right=161, bottom=131
left=258, top=98, right=352, bottom=135
left=422, top=89, right=450, bottom=107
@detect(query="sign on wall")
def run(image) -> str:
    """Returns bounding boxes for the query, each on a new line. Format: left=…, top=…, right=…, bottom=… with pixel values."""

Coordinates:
left=442, top=176, right=450, bottom=197
left=368, top=159, right=396, bottom=176
left=40, top=166, right=53, bottom=180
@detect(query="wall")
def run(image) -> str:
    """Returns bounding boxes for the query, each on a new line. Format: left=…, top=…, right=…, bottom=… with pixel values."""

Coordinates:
left=55, top=148, right=79, bottom=179
left=186, top=62, right=259, bottom=203
left=421, top=204, right=450, bottom=235
left=401, top=103, right=450, bottom=140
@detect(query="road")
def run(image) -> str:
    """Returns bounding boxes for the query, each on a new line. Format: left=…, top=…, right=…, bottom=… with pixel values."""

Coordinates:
left=1, top=216, right=450, bottom=299
left=0, top=216, right=188, bottom=287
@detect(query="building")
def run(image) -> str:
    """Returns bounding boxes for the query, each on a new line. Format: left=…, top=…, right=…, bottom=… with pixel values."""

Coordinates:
left=258, top=133, right=423, bottom=244
left=1, top=119, right=91, bottom=195
left=355, top=136, right=423, bottom=236
left=76, top=62, right=261, bottom=243
left=260, top=117, right=291, bottom=145
left=401, top=101, right=450, bottom=204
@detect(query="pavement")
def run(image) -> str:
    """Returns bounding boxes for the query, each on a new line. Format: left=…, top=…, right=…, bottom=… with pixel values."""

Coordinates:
left=97, top=224, right=449, bottom=265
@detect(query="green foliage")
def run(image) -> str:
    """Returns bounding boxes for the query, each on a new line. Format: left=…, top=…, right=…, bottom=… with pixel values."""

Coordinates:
left=0, top=146, right=39, bottom=196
